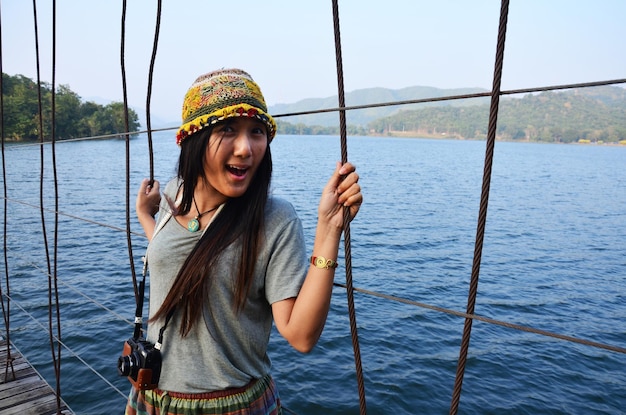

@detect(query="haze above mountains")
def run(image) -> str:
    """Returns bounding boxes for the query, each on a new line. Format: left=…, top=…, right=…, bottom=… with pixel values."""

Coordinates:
left=133, top=86, right=491, bottom=129
left=129, top=84, right=624, bottom=132
left=268, top=86, right=491, bottom=127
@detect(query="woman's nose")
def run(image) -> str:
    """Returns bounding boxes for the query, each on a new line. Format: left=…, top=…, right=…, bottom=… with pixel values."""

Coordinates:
left=233, top=132, right=252, bottom=156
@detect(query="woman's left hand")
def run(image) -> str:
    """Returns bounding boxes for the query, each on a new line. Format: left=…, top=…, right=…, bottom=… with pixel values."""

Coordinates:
left=318, top=162, right=362, bottom=229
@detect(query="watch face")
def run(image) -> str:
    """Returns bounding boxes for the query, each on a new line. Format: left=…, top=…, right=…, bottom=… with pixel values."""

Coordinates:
left=316, top=257, right=327, bottom=268
left=312, top=256, right=337, bottom=269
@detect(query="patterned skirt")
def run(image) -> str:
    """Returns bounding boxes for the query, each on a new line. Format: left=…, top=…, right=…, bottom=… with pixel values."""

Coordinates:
left=125, top=374, right=282, bottom=415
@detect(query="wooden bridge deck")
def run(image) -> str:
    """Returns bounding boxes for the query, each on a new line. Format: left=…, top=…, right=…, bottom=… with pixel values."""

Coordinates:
left=0, top=339, right=73, bottom=415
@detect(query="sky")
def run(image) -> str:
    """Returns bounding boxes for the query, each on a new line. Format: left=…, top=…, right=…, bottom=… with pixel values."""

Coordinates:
left=2, top=0, right=625, bottom=127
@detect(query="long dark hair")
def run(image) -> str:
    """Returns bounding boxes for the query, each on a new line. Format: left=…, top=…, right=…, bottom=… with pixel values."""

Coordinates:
left=149, top=127, right=273, bottom=336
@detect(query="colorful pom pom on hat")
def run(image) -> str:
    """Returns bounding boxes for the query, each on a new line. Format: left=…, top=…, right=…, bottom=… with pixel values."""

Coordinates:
left=176, top=68, right=277, bottom=145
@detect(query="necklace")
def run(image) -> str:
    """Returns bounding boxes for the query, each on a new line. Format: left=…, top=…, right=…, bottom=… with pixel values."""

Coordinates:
left=187, top=198, right=219, bottom=232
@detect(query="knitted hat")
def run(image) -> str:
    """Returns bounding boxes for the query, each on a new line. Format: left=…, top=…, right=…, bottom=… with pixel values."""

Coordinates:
left=176, top=69, right=277, bottom=145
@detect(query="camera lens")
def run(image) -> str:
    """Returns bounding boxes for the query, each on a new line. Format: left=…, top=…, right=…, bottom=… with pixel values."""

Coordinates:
left=117, top=355, right=134, bottom=376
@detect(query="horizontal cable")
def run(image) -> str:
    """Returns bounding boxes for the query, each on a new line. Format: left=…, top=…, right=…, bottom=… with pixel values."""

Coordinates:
left=5, top=245, right=134, bottom=328
left=2, top=196, right=146, bottom=238
left=3, top=126, right=176, bottom=148
left=4, top=77, right=624, bottom=148
left=334, top=282, right=626, bottom=355
left=2, top=291, right=127, bottom=399
left=5, top=194, right=625, bottom=358
left=5, top=237, right=624, bottom=410
left=4, top=196, right=625, bottom=356
left=272, top=78, right=626, bottom=118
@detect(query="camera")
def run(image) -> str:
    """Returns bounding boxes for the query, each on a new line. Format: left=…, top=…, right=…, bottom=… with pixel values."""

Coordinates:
left=117, top=337, right=162, bottom=390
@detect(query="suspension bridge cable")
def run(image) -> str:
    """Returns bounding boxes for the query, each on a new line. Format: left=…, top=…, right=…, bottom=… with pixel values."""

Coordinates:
left=145, top=0, right=161, bottom=184
left=4, top=164, right=622, bottom=356
left=3, top=76, right=624, bottom=151
left=273, top=77, right=626, bottom=119
left=4, top=245, right=135, bottom=328
left=330, top=1, right=367, bottom=414
left=332, top=283, right=626, bottom=355
left=1, top=2, right=624, bottom=413
left=450, top=0, right=509, bottom=413
left=50, top=1, right=64, bottom=410
left=31, top=0, right=63, bottom=412
left=4, top=234, right=625, bottom=410
left=4, top=292, right=127, bottom=399
left=0, top=0, right=16, bottom=384
left=1, top=197, right=146, bottom=237
left=120, top=0, right=142, bottom=315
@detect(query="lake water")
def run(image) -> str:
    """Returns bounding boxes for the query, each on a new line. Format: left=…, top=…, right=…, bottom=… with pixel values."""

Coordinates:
left=1, top=134, right=625, bottom=414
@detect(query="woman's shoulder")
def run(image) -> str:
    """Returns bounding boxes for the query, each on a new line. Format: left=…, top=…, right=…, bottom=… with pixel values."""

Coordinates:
left=264, top=197, right=303, bottom=241
left=265, top=196, right=299, bottom=224
left=163, top=177, right=182, bottom=197
left=266, top=196, right=296, bottom=215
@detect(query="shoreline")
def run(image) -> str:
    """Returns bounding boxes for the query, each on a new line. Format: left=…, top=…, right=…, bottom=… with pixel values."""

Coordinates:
left=370, top=130, right=626, bottom=145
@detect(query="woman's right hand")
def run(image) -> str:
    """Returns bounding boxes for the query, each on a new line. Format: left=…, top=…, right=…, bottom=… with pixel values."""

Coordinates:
left=136, top=178, right=161, bottom=218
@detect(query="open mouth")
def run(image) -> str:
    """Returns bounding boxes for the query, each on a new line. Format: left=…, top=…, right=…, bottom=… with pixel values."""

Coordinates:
left=227, top=165, right=248, bottom=177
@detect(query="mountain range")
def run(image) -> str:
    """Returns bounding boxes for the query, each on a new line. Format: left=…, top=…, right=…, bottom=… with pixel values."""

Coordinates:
left=268, top=86, right=491, bottom=127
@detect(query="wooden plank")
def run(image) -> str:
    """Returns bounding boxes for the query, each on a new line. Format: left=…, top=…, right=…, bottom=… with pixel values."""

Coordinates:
left=0, top=339, right=73, bottom=414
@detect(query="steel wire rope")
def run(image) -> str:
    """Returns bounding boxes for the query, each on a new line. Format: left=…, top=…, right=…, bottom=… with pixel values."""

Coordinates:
left=7, top=227, right=626, bottom=364
left=2, top=5, right=624, bottom=411
left=4, top=245, right=135, bottom=327
left=3, top=76, right=623, bottom=150
left=273, top=78, right=626, bottom=119
left=5, top=236, right=626, bottom=411
left=145, top=0, right=161, bottom=185
left=3, top=291, right=127, bottom=398
left=119, top=0, right=161, bottom=340
left=450, top=0, right=509, bottom=413
left=10, top=228, right=626, bottom=364
left=50, top=2, right=63, bottom=410
left=332, top=283, right=626, bottom=355
left=2, top=70, right=624, bottom=415
left=330, top=1, right=367, bottom=414
left=0, top=0, right=16, bottom=384
left=2, top=197, right=145, bottom=237
left=31, top=0, right=63, bottom=412
left=3, top=245, right=137, bottom=404
left=0, top=3, right=623, bottom=414
left=120, top=0, right=140, bottom=303
left=1, top=70, right=624, bottom=381
left=8, top=220, right=625, bottom=372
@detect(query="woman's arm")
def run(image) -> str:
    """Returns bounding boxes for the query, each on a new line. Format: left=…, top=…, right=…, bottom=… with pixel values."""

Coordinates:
left=136, top=178, right=161, bottom=241
left=272, top=162, right=362, bottom=353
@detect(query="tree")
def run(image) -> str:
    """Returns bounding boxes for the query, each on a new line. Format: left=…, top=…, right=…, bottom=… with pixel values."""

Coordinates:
left=54, top=85, right=81, bottom=139
left=2, top=72, right=140, bottom=141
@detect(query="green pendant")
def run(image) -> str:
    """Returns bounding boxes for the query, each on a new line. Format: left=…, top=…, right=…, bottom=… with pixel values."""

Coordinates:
left=187, top=217, right=200, bottom=232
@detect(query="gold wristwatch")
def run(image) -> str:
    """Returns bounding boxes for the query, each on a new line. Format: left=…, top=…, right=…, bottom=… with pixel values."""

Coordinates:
left=310, top=256, right=339, bottom=269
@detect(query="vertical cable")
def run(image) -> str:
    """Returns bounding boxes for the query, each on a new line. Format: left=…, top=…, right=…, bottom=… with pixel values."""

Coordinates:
left=32, top=0, right=62, bottom=412
left=50, top=0, right=63, bottom=410
left=120, top=0, right=161, bottom=326
left=120, top=0, right=139, bottom=304
left=331, top=1, right=367, bottom=413
left=0, top=0, right=17, bottom=383
left=449, top=1, right=509, bottom=413
left=145, top=0, right=162, bottom=183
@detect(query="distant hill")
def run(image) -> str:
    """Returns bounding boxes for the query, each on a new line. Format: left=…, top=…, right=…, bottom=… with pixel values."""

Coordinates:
left=269, top=86, right=490, bottom=127
left=1, top=72, right=141, bottom=141
left=369, top=86, right=626, bottom=143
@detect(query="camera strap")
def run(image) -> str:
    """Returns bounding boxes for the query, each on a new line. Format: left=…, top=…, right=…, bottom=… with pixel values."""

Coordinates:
left=132, top=257, right=149, bottom=340
left=136, top=255, right=174, bottom=351
left=133, top=196, right=179, bottom=342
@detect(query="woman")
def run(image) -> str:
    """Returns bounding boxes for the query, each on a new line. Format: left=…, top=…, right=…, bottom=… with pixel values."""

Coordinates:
left=127, top=68, right=362, bottom=414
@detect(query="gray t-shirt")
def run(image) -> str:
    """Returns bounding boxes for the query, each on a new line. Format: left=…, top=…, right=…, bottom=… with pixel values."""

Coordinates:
left=145, top=179, right=307, bottom=393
